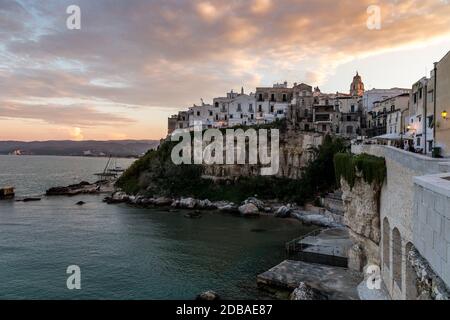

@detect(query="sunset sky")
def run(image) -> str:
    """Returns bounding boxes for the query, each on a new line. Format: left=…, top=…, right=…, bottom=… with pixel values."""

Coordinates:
left=1, top=0, right=450, bottom=141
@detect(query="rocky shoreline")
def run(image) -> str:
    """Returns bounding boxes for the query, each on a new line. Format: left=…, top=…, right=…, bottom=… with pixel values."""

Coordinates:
left=103, top=191, right=345, bottom=228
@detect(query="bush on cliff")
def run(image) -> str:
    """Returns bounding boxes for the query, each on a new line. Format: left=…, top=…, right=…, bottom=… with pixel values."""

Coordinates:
left=334, top=153, right=387, bottom=188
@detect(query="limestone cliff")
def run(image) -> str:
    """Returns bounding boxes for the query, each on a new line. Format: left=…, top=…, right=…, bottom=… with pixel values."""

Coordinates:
left=341, top=176, right=381, bottom=270
left=203, top=131, right=323, bottom=180
left=334, top=152, right=386, bottom=271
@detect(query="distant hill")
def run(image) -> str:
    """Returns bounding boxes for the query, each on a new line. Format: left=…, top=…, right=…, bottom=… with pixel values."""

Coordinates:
left=0, top=140, right=160, bottom=158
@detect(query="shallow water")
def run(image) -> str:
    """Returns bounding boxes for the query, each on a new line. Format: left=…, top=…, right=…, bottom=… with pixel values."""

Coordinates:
left=0, top=155, right=315, bottom=299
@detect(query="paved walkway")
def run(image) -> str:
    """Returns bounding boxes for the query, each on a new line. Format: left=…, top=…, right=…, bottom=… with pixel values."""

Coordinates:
left=257, top=260, right=363, bottom=300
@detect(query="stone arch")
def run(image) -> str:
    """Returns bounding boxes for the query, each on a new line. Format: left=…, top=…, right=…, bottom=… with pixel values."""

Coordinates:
left=392, top=228, right=402, bottom=290
left=405, top=242, right=418, bottom=300
left=383, top=217, right=390, bottom=269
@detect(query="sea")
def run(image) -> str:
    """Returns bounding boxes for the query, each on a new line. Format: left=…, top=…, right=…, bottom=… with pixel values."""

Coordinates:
left=0, top=155, right=314, bottom=299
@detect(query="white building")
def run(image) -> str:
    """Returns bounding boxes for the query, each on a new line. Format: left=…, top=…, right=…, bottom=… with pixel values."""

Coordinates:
left=363, top=88, right=411, bottom=112
left=407, top=75, right=435, bottom=154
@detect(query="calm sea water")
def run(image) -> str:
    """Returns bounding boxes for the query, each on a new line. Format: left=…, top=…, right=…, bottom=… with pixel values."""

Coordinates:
left=0, top=155, right=314, bottom=300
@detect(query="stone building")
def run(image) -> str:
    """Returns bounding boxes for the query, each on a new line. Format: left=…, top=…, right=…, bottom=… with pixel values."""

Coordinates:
left=168, top=115, right=178, bottom=135
left=407, top=76, right=435, bottom=154
left=188, top=102, right=216, bottom=130
left=255, top=82, right=293, bottom=123
left=336, top=96, right=363, bottom=138
left=435, top=51, right=450, bottom=157
left=367, top=93, right=410, bottom=138
left=287, top=83, right=314, bottom=131
left=312, top=90, right=338, bottom=134
left=362, top=88, right=411, bottom=112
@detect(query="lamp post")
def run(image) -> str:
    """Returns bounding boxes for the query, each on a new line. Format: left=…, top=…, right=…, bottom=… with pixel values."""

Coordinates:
left=442, top=110, right=448, bottom=121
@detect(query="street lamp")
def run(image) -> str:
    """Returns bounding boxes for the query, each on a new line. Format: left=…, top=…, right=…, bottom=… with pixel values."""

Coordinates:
left=442, top=110, right=448, bottom=121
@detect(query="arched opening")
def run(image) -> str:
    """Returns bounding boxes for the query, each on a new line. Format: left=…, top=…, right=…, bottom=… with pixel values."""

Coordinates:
left=405, top=242, right=418, bottom=300
left=392, top=228, right=402, bottom=290
left=383, top=218, right=390, bottom=269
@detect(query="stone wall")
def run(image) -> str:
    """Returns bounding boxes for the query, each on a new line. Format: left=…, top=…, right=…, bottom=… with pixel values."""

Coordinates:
left=413, top=173, right=450, bottom=288
left=351, top=144, right=450, bottom=299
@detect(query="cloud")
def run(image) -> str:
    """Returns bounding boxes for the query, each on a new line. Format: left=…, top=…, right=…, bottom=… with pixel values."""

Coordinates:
left=0, top=102, right=135, bottom=127
left=0, top=0, right=450, bottom=139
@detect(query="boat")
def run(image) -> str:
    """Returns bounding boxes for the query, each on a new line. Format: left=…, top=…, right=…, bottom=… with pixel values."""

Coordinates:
left=94, top=156, right=124, bottom=181
left=0, top=187, right=15, bottom=200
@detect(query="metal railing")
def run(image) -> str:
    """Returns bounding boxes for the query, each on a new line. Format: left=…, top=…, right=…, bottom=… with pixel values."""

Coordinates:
left=285, top=228, right=322, bottom=255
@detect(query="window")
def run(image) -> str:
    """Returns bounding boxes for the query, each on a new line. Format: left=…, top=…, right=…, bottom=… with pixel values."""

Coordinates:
left=251, top=114, right=254, bottom=120
left=230, top=114, right=233, bottom=119
left=240, top=114, right=243, bottom=119
left=237, top=104, right=242, bottom=112
left=419, top=88, right=423, bottom=99
left=351, top=105, right=355, bottom=113
left=347, top=126, right=354, bottom=134
left=322, top=124, right=327, bottom=132
left=249, top=104, right=253, bottom=112
left=197, top=111, right=201, bottom=116
left=282, top=94, right=287, bottom=102
left=215, top=102, right=219, bottom=108
left=258, top=94, right=263, bottom=101
left=270, top=94, right=275, bottom=102
left=209, top=111, right=213, bottom=116
left=258, top=105, right=262, bottom=112
left=270, top=105, right=274, bottom=113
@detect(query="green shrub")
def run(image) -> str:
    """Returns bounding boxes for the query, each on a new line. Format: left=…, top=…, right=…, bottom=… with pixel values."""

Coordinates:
left=334, top=153, right=386, bottom=188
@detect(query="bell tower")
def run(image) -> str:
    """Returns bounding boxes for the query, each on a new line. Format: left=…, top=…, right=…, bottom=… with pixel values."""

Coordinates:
left=350, top=72, right=365, bottom=97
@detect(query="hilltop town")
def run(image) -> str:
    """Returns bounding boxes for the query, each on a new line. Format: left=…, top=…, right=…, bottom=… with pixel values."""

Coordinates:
left=168, top=51, right=450, bottom=159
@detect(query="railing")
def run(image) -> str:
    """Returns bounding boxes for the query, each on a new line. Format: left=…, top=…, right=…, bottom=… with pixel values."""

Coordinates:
left=285, top=228, right=322, bottom=255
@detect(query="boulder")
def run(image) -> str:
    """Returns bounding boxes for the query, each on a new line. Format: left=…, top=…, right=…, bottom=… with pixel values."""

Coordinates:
left=217, top=203, right=238, bottom=213
left=197, top=199, right=215, bottom=210
left=179, top=198, right=198, bottom=209
left=275, top=206, right=292, bottom=218
left=153, top=197, right=173, bottom=206
left=290, top=282, right=328, bottom=300
left=196, top=291, right=220, bottom=301
left=243, top=197, right=265, bottom=210
left=238, top=203, right=259, bottom=216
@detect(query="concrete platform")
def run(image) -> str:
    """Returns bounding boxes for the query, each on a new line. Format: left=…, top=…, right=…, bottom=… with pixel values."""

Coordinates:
left=290, top=228, right=353, bottom=267
left=300, top=228, right=352, bottom=257
left=257, top=260, right=363, bottom=300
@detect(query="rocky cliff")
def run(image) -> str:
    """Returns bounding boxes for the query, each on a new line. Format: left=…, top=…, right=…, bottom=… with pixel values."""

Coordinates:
left=334, top=153, right=386, bottom=271
left=203, top=130, right=324, bottom=180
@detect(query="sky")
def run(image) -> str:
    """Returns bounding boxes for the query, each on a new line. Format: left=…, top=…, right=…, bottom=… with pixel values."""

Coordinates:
left=1, top=0, right=450, bottom=141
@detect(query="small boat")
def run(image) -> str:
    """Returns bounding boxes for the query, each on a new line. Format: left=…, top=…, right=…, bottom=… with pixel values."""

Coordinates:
left=0, top=187, right=15, bottom=200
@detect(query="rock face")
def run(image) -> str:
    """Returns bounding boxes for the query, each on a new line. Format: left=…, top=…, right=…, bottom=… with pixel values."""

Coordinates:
left=238, top=203, right=259, bottom=216
left=341, top=175, right=381, bottom=270
left=202, top=132, right=323, bottom=180
left=196, top=291, right=220, bottom=301
left=408, top=246, right=450, bottom=300
left=290, top=282, right=328, bottom=300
